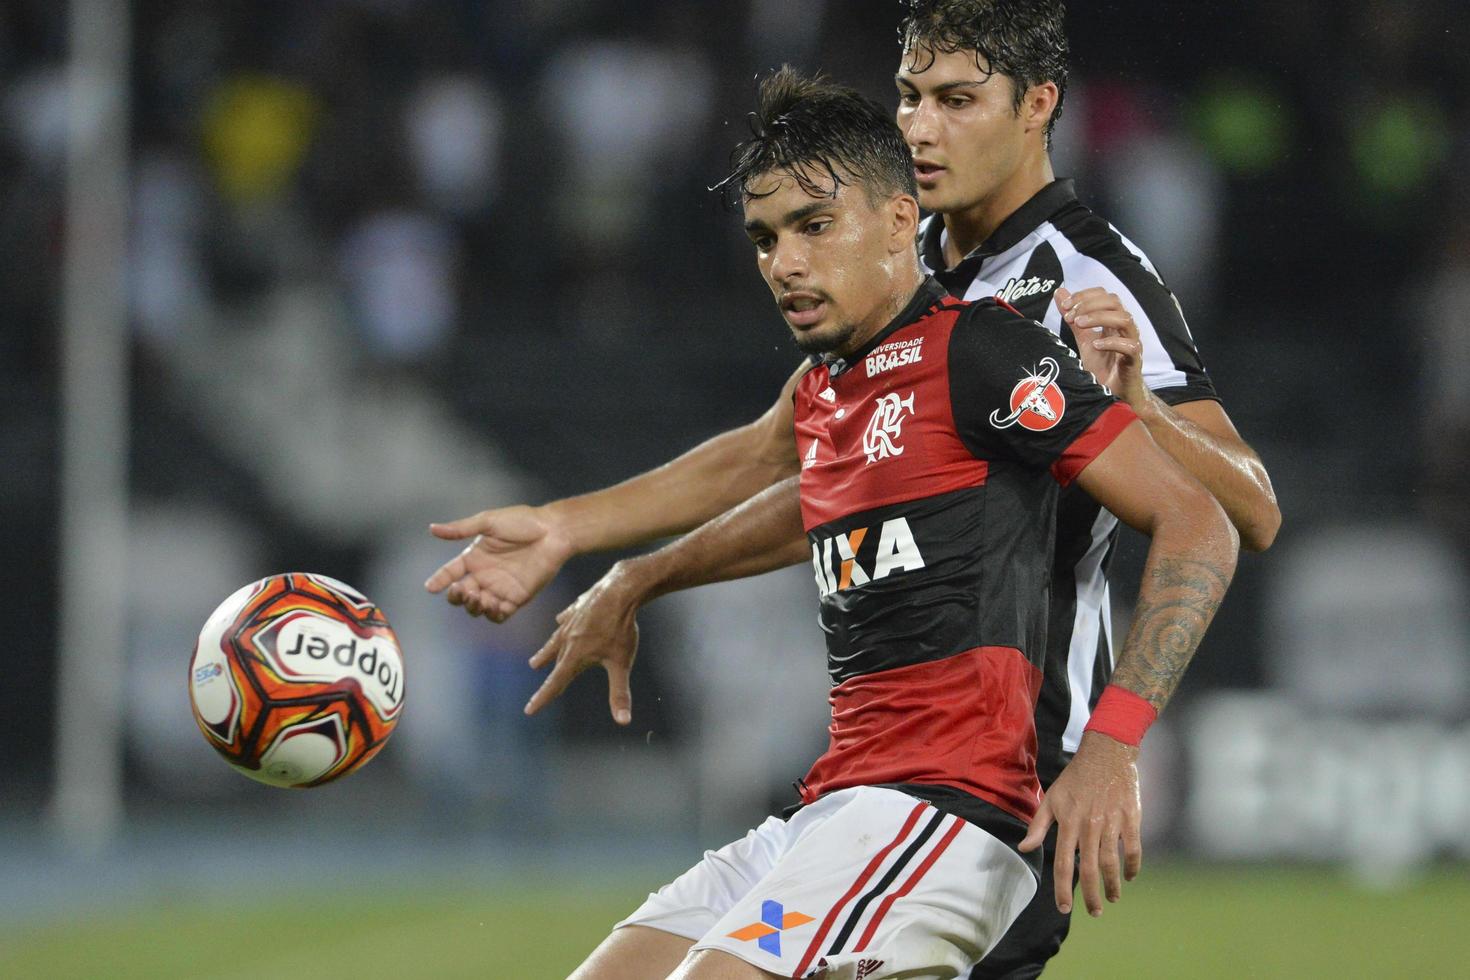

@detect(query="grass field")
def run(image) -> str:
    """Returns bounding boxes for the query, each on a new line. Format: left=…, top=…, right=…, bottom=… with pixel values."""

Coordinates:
left=2, top=863, right=1465, bottom=978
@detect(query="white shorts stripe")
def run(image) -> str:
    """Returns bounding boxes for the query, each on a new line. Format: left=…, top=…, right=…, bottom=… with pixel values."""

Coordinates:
left=814, top=806, right=951, bottom=966
left=619, top=786, right=1036, bottom=979
left=795, top=797, right=936, bottom=972
left=850, top=814, right=967, bottom=955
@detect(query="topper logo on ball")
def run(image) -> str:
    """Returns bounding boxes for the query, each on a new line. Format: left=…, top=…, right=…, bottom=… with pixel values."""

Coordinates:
left=263, top=613, right=405, bottom=718
left=281, top=631, right=404, bottom=704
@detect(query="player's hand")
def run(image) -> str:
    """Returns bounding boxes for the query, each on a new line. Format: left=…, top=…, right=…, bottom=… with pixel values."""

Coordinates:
left=424, top=505, right=575, bottom=623
left=523, top=563, right=642, bottom=725
left=1019, top=730, right=1142, bottom=918
left=1056, top=287, right=1146, bottom=409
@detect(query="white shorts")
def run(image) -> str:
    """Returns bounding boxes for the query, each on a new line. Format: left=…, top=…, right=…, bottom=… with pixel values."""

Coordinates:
left=617, top=786, right=1037, bottom=979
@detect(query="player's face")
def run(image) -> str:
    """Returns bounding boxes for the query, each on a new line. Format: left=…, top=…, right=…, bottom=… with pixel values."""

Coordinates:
left=743, top=171, right=905, bottom=358
left=895, top=46, right=1029, bottom=214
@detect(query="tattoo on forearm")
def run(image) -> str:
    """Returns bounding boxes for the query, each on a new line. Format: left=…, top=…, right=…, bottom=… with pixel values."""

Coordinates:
left=1111, top=557, right=1232, bottom=712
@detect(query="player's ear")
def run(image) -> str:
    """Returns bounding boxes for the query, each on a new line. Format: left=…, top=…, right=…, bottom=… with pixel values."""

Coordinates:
left=887, top=193, right=920, bottom=254
left=1021, top=81, right=1059, bottom=137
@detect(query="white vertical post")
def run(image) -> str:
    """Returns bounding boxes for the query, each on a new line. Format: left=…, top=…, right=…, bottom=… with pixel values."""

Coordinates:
left=50, top=0, right=132, bottom=856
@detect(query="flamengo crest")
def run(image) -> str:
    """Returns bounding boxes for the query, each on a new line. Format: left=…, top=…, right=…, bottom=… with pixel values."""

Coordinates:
left=989, top=357, right=1066, bottom=432
left=862, top=391, right=915, bottom=464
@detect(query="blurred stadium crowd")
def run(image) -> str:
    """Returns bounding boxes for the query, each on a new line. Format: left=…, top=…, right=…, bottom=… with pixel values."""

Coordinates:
left=2, top=0, right=1468, bottom=872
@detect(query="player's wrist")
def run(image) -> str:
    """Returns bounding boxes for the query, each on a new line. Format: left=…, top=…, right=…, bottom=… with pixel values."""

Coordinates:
left=1129, top=386, right=1167, bottom=421
left=1082, top=684, right=1158, bottom=748
left=537, top=499, right=588, bottom=559
left=607, top=554, right=665, bottom=605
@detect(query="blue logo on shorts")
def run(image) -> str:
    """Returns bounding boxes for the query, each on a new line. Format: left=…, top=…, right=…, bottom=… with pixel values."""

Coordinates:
left=726, top=899, right=814, bottom=957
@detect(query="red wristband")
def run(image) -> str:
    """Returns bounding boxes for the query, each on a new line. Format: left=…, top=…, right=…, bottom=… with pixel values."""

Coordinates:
left=1083, top=685, right=1158, bottom=747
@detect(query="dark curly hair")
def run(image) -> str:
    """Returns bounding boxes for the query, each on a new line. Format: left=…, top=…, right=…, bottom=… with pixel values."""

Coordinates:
left=712, top=65, right=918, bottom=208
left=898, top=0, right=1069, bottom=147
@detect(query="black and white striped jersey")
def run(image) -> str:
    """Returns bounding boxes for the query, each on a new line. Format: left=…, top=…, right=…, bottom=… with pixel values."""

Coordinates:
left=918, top=178, right=1219, bottom=786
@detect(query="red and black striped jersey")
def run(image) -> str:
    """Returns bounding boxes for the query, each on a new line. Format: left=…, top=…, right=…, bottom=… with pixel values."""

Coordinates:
left=919, top=179, right=1219, bottom=785
left=793, top=278, right=1135, bottom=823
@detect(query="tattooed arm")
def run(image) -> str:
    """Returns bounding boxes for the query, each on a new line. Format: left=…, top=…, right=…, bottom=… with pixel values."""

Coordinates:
left=1081, top=420, right=1238, bottom=711
left=1109, top=554, right=1235, bottom=709
left=1020, top=420, right=1238, bottom=919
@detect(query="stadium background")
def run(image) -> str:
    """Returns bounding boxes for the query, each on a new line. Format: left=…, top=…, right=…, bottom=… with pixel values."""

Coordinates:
left=3, top=0, right=1469, bottom=975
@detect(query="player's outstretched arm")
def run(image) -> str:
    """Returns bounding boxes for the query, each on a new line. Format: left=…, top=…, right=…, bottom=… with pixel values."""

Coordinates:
left=1020, top=420, right=1238, bottom=919
left=425, top=364, right=807, bottom=622
left=1056, top=286, right=1281, bottom=551
left=523, top=476, right=809, bottom=725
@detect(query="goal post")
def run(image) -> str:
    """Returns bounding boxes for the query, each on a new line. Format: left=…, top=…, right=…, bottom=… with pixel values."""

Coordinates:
left=49, top=0, right=132, bottom=856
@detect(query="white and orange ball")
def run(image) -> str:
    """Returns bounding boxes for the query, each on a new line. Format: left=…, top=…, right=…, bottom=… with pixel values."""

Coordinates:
left=189, top=573, right=405, bottom=788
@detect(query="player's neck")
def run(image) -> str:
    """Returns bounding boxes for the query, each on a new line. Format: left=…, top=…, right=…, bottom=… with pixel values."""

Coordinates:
left=838, top=267, right=927, bottom=359
left=941, top=153, right=1054, bottom=268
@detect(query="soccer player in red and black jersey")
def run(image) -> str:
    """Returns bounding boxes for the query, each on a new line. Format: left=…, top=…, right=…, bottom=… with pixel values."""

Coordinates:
left=428, top=2, right=1278, bottom=975
left=469, top=69, right=1236, bottom=979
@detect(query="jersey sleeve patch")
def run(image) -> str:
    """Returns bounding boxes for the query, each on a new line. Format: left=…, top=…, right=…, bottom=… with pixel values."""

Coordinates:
left=988, top=356, right=1068, bottom=432
left=948, top=301, right=1124, bottom=472
left=1049, top=402, right=1137, bottom=486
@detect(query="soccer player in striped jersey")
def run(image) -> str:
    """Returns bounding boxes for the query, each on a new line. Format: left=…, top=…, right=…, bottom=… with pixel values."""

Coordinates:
left=427, top=2, right=1278, bottom=976
left=500, top=65, right=1235, bottom=980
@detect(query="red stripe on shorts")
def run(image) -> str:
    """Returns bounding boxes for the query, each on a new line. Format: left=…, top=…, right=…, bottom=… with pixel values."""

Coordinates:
left=853, top=815, right=967, bottom=953
left=792, top=800, right=931, bottom=978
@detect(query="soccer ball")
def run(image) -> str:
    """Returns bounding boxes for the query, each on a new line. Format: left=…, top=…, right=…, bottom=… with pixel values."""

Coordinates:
left=188, top=572, right=405, bottom=788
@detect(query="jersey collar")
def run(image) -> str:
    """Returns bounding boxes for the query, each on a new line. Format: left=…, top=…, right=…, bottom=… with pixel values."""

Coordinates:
left=919, top=178, right=1079, bottom=274
left=822, top=277, right=948, bottom=377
